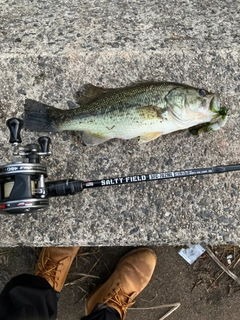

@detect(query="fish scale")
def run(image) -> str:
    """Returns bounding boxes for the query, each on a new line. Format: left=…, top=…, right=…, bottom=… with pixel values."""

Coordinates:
left=24, top=82, right=228, bottom=146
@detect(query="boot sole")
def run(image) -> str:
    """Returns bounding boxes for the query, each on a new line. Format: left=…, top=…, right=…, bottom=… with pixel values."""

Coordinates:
left=85, top=247, right=157, bottom=315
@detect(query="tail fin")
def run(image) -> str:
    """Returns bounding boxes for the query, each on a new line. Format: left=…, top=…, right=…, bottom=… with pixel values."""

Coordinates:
left=24, top=99, right=58, bottom=132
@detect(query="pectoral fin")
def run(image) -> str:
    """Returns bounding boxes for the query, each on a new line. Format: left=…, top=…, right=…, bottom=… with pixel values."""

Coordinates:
left=139, top=132, right=162, bottom=143
left=82, top=131, right=111, bottom=146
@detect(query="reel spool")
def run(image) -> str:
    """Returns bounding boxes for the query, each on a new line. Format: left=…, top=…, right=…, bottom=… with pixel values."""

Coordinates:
left=0, top=118, right=51, bottom=214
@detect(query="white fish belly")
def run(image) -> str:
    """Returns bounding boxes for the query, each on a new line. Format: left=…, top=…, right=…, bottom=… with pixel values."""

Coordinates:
left=59, top=109, right=216, bottom=139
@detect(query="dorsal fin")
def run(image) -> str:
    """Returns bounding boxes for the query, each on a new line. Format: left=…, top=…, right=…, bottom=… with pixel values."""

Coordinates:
left=74, top=81, right=161, bottom=106
left=74, top=84, right=115, bottom=105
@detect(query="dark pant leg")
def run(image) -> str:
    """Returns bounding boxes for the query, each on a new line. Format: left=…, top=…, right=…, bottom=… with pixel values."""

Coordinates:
left=81, top=304, right=121, bottom=320
left=0, top=274, right=58, bottom=320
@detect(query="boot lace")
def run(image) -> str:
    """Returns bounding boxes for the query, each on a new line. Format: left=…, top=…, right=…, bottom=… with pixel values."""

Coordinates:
left=35, top=256, right=63, bottom=289
left=108, top=286, right=136, bottom=319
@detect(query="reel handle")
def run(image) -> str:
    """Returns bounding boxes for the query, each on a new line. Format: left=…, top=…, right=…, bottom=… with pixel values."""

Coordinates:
left=38, top=136, right=51, bottom=154
left=6, top=118, right=23, bottom=144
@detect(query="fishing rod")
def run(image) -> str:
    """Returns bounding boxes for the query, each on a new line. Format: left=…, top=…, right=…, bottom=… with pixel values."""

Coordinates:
left=0, top=118, right=239, bottom=214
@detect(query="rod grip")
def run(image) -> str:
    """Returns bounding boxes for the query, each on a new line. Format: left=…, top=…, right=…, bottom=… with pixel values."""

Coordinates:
left=45, top=180, right=84, bottom=197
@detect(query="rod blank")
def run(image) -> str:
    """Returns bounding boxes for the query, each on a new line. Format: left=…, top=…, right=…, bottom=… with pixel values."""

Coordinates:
left=82, top=164, right=240, bottom=190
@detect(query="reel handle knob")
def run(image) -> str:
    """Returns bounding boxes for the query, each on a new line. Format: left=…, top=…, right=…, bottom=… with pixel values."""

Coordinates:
left=6, top=118, right=23, bottom=144
left=38, top=136, right=51, bottom=154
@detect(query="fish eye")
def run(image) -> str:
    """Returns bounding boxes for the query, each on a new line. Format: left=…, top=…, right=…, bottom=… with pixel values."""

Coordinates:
left=199, top=89, right=207, bottom=97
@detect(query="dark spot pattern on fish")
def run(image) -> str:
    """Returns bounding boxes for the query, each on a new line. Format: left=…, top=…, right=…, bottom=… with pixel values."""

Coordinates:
left=137, top=105, right=167, bottom=120
left=106, top=125, right=115, bottom=130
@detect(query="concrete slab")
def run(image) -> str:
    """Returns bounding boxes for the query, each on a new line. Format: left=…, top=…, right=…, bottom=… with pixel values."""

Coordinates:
left=0, top=0, right=240, bottom=246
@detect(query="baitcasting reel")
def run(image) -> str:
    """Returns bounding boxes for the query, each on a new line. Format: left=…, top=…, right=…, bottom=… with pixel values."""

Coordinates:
left=1, top=119, right=240, bottom=215
left=0, top=118, right=83, bottom=214
left=0, top=118, right=51, bottom=214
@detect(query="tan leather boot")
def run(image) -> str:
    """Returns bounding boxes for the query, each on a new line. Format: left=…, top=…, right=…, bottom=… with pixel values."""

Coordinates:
left=34, top=246, right=80, bottom=292
left=85, top=248, right=157, bottom=320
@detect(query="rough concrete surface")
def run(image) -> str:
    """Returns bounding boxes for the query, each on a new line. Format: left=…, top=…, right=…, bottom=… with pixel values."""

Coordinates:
left=0, top=0, right=240, bottom=246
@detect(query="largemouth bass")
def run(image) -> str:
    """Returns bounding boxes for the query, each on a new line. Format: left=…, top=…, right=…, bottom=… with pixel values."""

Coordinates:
left=24, top=82, right=228, bottom=146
